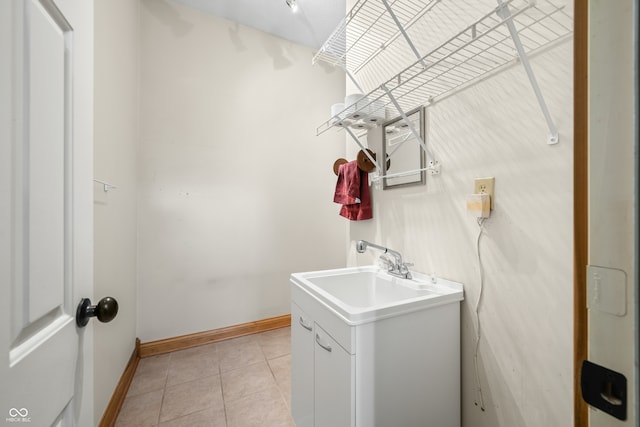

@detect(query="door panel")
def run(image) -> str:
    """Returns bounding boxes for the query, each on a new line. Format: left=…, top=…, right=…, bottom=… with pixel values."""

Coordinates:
left=1, top=0, right=85, bottom=425
left=26, top=0, right=69, bottom=326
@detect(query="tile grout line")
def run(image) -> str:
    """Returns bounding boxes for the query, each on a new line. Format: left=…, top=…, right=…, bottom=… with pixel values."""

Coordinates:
left=261, top=330, right=294, bottom=419
left=161, top=345, right=225, bottom=425
left=260, top=333, right=288, bottom=407
left=217, top=344, right=230, bottom=427
left=155, top=352, right=172, bottom=426
left=266, top=355, right=292, bottom=413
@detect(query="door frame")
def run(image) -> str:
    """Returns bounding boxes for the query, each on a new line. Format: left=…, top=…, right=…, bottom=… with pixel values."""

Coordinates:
left=574, top=1, right=640, bottom=426
left=574, top=0, right=589, bottom=425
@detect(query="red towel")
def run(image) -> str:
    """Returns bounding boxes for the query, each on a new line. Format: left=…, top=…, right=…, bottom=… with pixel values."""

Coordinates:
left=333, top=161, right=372, bottom=221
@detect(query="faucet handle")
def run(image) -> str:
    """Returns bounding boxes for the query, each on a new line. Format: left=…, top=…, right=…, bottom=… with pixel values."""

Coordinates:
left=400, top=262, right=414, bottom=279
left=399, top=262, right=413, bottom=279
left=378, top=253, right=395, bottom=268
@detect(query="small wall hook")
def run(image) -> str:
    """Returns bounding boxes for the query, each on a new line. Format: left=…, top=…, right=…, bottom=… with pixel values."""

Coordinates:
left=94, top=179, right=117, bottom=192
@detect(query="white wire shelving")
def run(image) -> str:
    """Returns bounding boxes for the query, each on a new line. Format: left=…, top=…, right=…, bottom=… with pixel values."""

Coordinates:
left=312, top=0, right=443, bottom=79
left=314, top=0, right=573, bottom=154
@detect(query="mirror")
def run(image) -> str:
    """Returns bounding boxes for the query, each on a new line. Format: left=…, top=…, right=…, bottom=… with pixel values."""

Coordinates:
left=381, top=106, right=426, bottom=189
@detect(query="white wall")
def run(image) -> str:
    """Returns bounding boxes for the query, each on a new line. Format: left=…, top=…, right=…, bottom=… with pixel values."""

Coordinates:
left=93, top=0, right=139, bottom=423
left=137, top=0, right=347, bottom=342
left=345, top=1, right=574, bottom=426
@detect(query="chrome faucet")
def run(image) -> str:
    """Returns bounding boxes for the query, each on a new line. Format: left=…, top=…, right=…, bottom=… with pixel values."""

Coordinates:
left=356, top=240, right=413, bottom=279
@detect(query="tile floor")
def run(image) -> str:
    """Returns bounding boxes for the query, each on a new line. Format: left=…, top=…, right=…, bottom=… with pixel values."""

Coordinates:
left=115, top=327, right=294, bottom=427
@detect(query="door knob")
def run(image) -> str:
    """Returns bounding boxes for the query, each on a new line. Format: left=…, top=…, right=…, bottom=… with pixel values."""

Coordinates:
left=76, top=297, right=119, bottom=327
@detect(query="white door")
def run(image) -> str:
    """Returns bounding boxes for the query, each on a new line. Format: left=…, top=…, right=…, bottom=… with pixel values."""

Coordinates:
left=0, top=0, right=94, bottom=426
left=585, top=0, right=637, bottom=425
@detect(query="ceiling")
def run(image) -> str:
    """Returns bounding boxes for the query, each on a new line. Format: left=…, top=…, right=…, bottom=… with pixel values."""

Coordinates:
left=171, top=0, right=346, bottom=50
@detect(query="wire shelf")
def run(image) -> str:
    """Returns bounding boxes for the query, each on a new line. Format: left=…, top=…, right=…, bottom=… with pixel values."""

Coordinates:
left=315, top=0, right=572, bottom=136
left=312, top=0, right=443, bottom=72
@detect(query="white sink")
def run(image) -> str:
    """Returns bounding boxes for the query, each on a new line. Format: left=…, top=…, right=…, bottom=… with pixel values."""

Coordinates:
left=290, top=265, right=463, bottom=325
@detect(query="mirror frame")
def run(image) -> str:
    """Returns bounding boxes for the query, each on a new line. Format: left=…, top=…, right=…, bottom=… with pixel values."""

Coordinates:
left=381, top=106, right=426, bottom=190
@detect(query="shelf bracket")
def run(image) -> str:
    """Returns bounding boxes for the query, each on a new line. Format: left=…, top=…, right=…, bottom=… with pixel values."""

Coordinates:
left=345, top=127, right=381, bottom=170
left=381, top=84, right=435, bottom=163
left=346, top=69, right=365, bottom=94
left=497, top=1, right=559, bottom=145
left=380, top=0, right=426, bottom=67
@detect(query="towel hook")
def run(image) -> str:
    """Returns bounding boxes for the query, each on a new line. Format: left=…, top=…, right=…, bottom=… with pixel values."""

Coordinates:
left=356, top=149, right=377, bottom=173
left=333, top=150, right=389, bottom=176
left=333, top=158, right=348, bottom=176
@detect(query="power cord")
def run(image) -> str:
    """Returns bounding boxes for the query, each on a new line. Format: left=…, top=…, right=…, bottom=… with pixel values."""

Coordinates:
left=474, top=217, right=486, bottom=411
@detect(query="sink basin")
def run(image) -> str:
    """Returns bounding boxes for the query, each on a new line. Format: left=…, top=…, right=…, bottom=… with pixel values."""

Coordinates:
left=290, top=265, right=463, bottom=324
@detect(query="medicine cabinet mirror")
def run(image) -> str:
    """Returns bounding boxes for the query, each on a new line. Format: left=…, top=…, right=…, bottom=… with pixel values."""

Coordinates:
left=381, top=106, right=426, bottom=189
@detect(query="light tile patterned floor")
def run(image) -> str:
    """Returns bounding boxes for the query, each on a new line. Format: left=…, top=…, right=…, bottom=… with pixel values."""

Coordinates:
left=115, top=327, right=294, bottom=427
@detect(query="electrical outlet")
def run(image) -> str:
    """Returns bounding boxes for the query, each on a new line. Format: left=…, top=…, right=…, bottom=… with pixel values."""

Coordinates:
left=474, top=177, right=495, bottom=210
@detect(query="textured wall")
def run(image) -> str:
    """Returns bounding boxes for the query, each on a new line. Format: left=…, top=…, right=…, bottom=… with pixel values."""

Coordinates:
left=137, top=0, right=347, bottom=342
left=344, top=0, right=574, bottom=425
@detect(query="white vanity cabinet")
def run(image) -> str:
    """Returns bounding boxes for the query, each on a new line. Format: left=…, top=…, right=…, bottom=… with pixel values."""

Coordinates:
left=291, top=268, right=463, bottom=427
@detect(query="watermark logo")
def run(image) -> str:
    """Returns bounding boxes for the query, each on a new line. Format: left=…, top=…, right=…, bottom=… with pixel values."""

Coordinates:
left=5, top=408, right=30, bottom=423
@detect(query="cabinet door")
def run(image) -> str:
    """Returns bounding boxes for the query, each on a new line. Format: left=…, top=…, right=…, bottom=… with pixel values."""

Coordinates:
left=291, top=302, right=315, bottom=427
left=314, top=324, right=355, bottom=427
